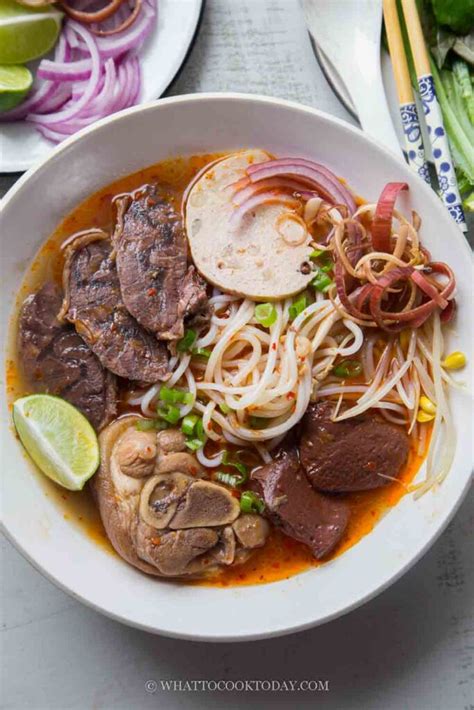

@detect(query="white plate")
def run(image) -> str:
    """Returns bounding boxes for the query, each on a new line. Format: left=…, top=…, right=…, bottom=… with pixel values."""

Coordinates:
left=1, top=94, right=473, bottom=641
left=0, top=0, right=203, bottom=173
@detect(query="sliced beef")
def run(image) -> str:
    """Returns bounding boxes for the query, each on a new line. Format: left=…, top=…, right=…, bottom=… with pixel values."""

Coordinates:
left=300, top=401, right=410, bottom=492
left=61, top=231, right=169, bottom=383
left=113, top=186, right=209, bottom=340
left=251, top=448, right=349, bottom=559
left=19, top=282, right=116, bottom=430
left=179, top=265, right=210, bottom=328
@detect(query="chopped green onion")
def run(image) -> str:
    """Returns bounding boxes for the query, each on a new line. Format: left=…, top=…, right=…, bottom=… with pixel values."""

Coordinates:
left=254, top=303, right=277, bottom=328
left=332, top=359, right=362, bottom=378
left=309, top=249, right=324, bottom=259
left=240, top=491, right=265, bottom=514
left=192, top=347, right=212, bottom=359
left=219, top=402, right=232, bottom=414
left=289, top=294, right=308, bottom=321
left=319, top=258, right=333, bottom=273
left=222, top=450, right=248, bottom=478
left=177, top=329, right=197, bottom=352
left=215, top=471, right=242, bottom=488
left=185, top=438, right=204, bottom=451
left=136, top=419, right=169, bottom=431
left=195, top=418, right=206, bottom=442
left=157, top=404, right=181, bottom=424
left=311, top=270, right=333, bottom=292
left=159, top=386, right=193, bottom=405
left=249, top=415, right=269, bottom=429
left=181, top=414, right=199, bottom=436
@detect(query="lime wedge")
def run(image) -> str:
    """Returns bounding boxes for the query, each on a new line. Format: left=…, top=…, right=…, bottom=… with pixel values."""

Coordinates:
left=13, top=394, right=100, bottom=491
left=0, top=0, right=63, bottom=64
left=0, top=64, right=32, bottom=111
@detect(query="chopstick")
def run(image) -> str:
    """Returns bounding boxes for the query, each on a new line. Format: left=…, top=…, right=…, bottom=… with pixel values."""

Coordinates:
left=400, top=0, right=467, bottom=232
left=382, top=0, right=430, bottom=184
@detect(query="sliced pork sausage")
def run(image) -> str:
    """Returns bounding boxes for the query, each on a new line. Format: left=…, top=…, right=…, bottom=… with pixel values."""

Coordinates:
left=251, top=448, right=349, bottom=559
left=19, top=282, right=116, bottom=430
left=61, top=231, right=169, bottom=383
left=300, top=401, right=410, bottom=492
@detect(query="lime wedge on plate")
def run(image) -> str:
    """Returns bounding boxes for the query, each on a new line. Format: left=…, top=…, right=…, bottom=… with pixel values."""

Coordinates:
left=0, top=64, right=32, bottom=111
left=13, top=394, right=100, bottom=491
left=0, top=0, right=63, bottom=64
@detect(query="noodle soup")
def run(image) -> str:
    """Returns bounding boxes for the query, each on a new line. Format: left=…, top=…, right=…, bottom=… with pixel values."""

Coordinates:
left=9, top=150, right=460, bottom=586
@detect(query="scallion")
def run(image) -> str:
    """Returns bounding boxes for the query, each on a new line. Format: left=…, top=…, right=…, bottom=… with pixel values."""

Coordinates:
left=311, top=270, right=333, bottom=292
left=215, top=471, right=242, bottom=488
left=332, top=359, right=362, bottom=378
left=240, top=491, right=265, bottom=514
left=195, top=418, right=206, bottom=442
left=219, top=402, right=232, bottom=414
left=185, top=438, right=204, bottom=451
left=254, top=303, right=277, bottom=328
left=222, top=450, right=248, bottom=478
left=159, top=386, right=193, bottom=405
left=192, top=347, right=212, bottom=359
left=181, top=414, right=199, bottom=436
left=177, top=329, right=197, bottom=352
left=289, top=294, right=308, bottom=321
left=157, top=404, right=181, bottom=424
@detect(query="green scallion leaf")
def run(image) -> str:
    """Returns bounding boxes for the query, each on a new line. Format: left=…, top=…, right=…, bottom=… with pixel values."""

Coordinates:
left=332, top=359, right=362, bottom=378
left=157, top=404, right=181, bottom=424
left=219, top=402, right=232, bottom=414
left=254, top=303, right=277, bottom=328
left=215, top=471, right=242, bottom=488
left=177, top=329, right=197, bottom=352
left=240, top=491, right=265, bottom=514
left=159, top=386, right=192, bottom=405
left=192, top=347, right=212, bottom=359
left=181, top=414, right=199, bottom=436
left=289, top=294, right=308, bottom=321
left=195, top=417, right=206, bottom=442
left=222, top=450, right=248, bottom=478
left=185, top=438, right=204, bottom=451
left=309, top=249, right=324, bottom=259
left=311, top=270, right=333, bottom=292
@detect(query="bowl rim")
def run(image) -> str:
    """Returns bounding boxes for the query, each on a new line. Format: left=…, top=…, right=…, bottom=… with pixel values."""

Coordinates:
left=1, top=92, right=473, bottom=642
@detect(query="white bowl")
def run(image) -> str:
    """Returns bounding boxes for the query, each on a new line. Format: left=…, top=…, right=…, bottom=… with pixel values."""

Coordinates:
left=1, top=94, right=472, bottom=641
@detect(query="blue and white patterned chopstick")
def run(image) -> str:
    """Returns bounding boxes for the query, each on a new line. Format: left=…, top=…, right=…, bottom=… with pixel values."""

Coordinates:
left=399, top=101, right=430, bottom=185
left=401, top=0, right=467, bottom=232
left=417, top=75, right=466, bottom=230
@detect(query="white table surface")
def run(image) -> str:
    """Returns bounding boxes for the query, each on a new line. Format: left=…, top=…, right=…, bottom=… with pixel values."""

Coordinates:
left=1, top=2, right=473, bottom=708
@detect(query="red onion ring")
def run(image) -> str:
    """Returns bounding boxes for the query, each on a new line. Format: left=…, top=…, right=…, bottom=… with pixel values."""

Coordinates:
left=245, top=158, right=356, bottom=213
left=231, top=178, right=317, bottom=206
left=229, top=192, right=301, bottom=228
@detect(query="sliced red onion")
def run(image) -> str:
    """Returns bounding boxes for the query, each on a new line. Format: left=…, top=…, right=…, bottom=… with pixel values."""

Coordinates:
left=2, top=0, right=155, bottom=142
left=246, top=157, right=356, bottom=213
left=29, top=21, right=102, bottom=126
left=231, top=177, right=317, bottom=206
left=229, top=191, right=301, bottom=228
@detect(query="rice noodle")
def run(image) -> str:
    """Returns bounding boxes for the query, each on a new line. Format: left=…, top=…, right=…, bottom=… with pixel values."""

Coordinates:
left=127, top=200, right=462, bottom=496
